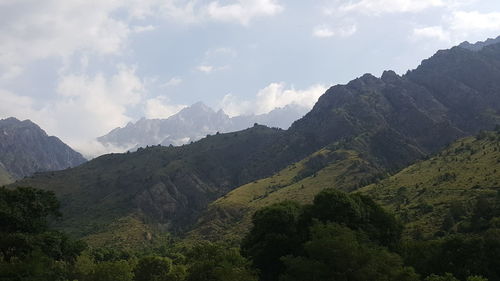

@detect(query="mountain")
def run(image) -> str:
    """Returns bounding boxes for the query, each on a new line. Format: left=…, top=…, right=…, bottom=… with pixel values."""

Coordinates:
left=459, top=35, right=500, bottom=51
left=189, top=130, right=500, bottom=243
left=97, top=102, right=308, bottom=151
left=13, top=38, right=500, bottom=247
left=0, top=117, right=86, bottom=180
left=14, top=125, right=287, bottom=247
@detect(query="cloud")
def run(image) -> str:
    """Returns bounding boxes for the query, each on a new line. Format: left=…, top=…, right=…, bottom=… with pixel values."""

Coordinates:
left=52, top=64, right=145, bottom=145
left=0, top=0, right=135, bottom=79
left=197, top=65, right=215, bottom=73
left=340, top=0, right=444, bottom=15
left=196, top=64, right=229, bottom=74
left=207, top=0, right=283, bottom=25
left=412, top=10, right=500, bottom=44
left=144, top=96, right=186, bottom=119
left=221, top=82, right=328, bottom=116
left=313, top=24, right=357, bottom=38
left=0, top=89, right=38, bottom=120
left=1, top=64, right=147, bottom=157
left=160, top=77, right=183, bottom=87
left=313, top=26, right=335, bottom=38
left=0, top=0, right=279, bottom=80
left=412, top=26, right=450, bottom=42
left=448, top=10, right=500, bottom=34
left=133, top=25, right=157, bottom=33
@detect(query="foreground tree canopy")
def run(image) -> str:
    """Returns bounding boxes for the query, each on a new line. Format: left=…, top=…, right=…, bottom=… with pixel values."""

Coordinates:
left=1, top=186, right=498, bottom=281
left=241, top=188, right=499, bottom=281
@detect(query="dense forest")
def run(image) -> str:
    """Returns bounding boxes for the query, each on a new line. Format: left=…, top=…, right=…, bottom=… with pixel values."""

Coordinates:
left=2, top=184, right=499, bottom=281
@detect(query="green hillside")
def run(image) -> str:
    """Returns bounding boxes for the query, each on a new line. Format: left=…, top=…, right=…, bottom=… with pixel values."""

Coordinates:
left=188, top=136, right=388, bottom=242
left=190, top=130, right=500, bottom=243
left=360, top=130, right=500, bottom=238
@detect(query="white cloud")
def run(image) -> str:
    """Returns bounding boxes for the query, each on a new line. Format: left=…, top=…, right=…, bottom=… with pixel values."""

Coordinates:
left=0, top=0, right=135, bottom=79
left=313, top=26, right=335, bottom=38
left=133, top=25, right=157, bottom=33
left=0, top=89, right=38, bottom=120
left=412, top=10, right=500, bottom=44
left=220, top=94, right=253, bottom=117
left=412, top=26, right=450, bottom=42
left=221, top=82, right=328, bottom=116
left=340, top=0, right=444, bottom=15
left=313, top=24, right=357, bottom=38
left=0, top=0, right=279, bottom=80
left=196, top=64, right=229, bottom=73
left=1, top=64, right=146, bottom=157
left=145, top=96, right=186, bottom=119
left=448, top=10, right=500, bottom=34
left=70, top=140, right=133, bottom=160
left=197, top=65, right=215, bottom=73
left=207, top=0, right=283, bottom=25
left=161, top=77, right=183, bottom=87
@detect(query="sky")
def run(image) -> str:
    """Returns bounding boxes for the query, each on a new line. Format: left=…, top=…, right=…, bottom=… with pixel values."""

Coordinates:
left=1, top=0, right=500, bottom=156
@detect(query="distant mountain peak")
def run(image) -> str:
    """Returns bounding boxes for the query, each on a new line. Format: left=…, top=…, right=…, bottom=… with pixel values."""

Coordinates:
left=97, top=102, right=308, bottom=152
left=0, top=117, right=86, bottom=179
left=189, top=101, right=212, bottom=112
left=458, top=35, right=500, bottom=51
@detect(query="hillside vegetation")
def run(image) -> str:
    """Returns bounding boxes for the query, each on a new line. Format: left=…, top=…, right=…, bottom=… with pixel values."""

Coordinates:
left=14, top=125, right=287, bottom=244
left=190, top=130, right=500, bottom=243
left=360, top=130, right=500, bottom=238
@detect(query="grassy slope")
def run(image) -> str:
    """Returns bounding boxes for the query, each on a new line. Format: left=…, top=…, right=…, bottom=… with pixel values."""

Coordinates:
left=189, top=131, right=500, bottom=243
left=0, top=165, right=14, bottom=186
left=188, top=147, right=384, bottom=243
left=359, top=131, right=500, bottom=238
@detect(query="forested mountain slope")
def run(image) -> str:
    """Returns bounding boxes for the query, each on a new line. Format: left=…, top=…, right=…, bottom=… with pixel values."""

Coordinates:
left=193, top=130, right=500, bottom=243
left=14, top=40, right=500, bottom=247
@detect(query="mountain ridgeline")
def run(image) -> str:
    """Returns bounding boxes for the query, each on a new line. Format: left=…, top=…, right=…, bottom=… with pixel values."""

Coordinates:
left=98, top=102, right=308, bottom=151
left=0, top=117, right=86, bottom=182
left=13, top=39, right=500, bottom=246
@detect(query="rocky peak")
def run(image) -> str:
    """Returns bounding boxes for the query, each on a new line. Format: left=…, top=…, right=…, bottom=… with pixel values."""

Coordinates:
left=458, top=35, right=500, bottom=51
left=0, top=117, right=86, bottom=179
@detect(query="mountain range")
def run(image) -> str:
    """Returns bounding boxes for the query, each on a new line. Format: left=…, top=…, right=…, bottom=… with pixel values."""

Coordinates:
left=0, top=117, right=86, bottom=184
left=97, top=102, right=308, bottom=151
left=11, top=37, right=500, bottom=248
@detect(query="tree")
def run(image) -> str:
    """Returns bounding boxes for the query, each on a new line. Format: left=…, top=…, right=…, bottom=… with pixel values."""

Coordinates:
left=306, top=189, right=403, bottom=248
left=187, top=242, right=257, bottom=281
left=0, top=186, right=60, bottom=233
left=279, top=222, right=419, bottom=281
left=90, top=260, right=133, bottom=281
left=241, top=201, right=303, bottom=281
left=425, top=273, right=459, bottom=281
left=242, top=189, right=406, bottom=281
left=134, top=256, right=172, bottom=281
left=0, top=187, right=86, bottom=281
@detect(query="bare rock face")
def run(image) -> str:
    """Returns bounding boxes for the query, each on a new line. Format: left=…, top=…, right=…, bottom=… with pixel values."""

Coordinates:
left=0, top=117, right=86, bottom=179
